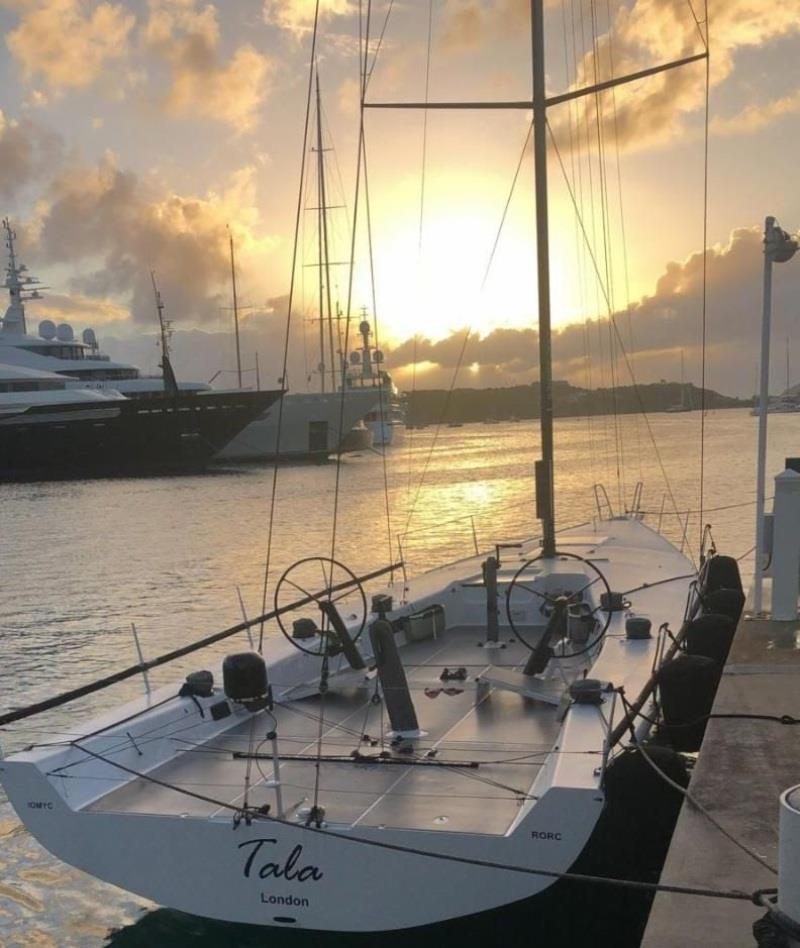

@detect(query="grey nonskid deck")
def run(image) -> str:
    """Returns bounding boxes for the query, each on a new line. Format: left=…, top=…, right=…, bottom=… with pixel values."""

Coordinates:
left=88, top=625, right=563, bottom=835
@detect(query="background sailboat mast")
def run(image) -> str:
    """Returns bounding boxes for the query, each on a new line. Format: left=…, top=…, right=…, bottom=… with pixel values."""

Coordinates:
left=531, top=0, right=556, bottom=557
left=315, top=71, right=337, bottom=392
left=228, top=228, right=242, bottom=389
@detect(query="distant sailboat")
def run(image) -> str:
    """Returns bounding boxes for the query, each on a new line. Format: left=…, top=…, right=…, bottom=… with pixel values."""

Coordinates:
left=749, top=338, right=800, bottom=415
left=665, top=349, right=692, bottom=413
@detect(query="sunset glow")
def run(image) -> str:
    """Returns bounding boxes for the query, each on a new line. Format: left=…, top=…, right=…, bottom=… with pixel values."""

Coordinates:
left=0, top=1, right=795, bottom=395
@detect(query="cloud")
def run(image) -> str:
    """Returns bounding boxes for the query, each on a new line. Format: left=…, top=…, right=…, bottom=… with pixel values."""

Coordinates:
left=30, top=152, right=279, bottom=327
left=263, top=0, right=355, bottom=36
left=440, top=3, right=484, bottom=51
left=384, top=225, right=800, bottom=397
left=711, top=90, right=800, bottom=137
left=33, top=290, right=130, bottom=327
left=440, top=0, right=800, bottom=150
left=6, top=0, right=135, bottom=91
left=145, top=0, right=274, bottom=131
left=0, top=111, right=62, bottom=198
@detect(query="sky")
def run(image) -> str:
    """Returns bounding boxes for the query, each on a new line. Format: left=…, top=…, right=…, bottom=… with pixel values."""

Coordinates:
left=0, top=0, right=799, bottom=396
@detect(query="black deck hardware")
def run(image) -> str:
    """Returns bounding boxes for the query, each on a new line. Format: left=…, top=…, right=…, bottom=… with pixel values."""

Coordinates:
left=369, top=619, right=419, bottom=734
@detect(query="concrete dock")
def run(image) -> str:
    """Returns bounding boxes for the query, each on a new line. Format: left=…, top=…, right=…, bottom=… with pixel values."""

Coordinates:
left=643, top=579, right=800, bottom=947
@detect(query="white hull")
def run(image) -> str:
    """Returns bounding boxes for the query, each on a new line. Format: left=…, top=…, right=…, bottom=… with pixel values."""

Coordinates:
left=216, top=389, right=377, bottom=461
left=1, top=518, right=696, bottom=932
left=3, top=758, right=598, bottom=930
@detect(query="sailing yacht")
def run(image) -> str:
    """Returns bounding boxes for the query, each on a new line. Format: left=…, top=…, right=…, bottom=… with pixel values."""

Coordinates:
left=0, top=1, right=729, bottom=933
left=215, top=86, right=385, bottom=463
left=343, top=315, right=406, bottom=446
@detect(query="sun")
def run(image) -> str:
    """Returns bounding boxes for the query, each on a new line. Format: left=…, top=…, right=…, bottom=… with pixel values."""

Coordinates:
left=353, top=170, right=582, bottom=346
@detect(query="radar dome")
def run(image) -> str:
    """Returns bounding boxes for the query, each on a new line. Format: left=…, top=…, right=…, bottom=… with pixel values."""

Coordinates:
left=39, top=319, right=56, bottom=340
left=56, top=323, right=74, bottom=342
left=82, top=328, right=97, bottom=347
left=374, top=350, right=385, bottom=363
left=349, top=351, right=361, bottom=364
left=359, top=320, right=371, bottom=335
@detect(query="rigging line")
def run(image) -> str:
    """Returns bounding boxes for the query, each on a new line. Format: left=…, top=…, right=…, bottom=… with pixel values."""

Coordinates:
left=589, top=0, right=623, bottom=511
left=405, top=0, right=435, bottom=510
left=621, top=701, right=777, bottom=876
left=326, top=1, right=375, bottom=575
left=568, top=0, right=598, bottom=490
left=577, top=0, right=611, bottom=491
left=685, top=0, right=708, bottom=50
left=361, top=123, right=394, bottom=582
left=480, top=123, right=532, bottom=292
left=403, top=116, right=533, bottom=537
left=400, top=326, right=474, bottom=538
left=546, top=118, right=696, bottom=568
left=418, top=0, right=434, bottom=259
left=282, top=688, right=537, bottom=797
left=361, top=110, right=395, bottom=575
left=620, top=571, right=696, bottom=597
left=604, top=0, right=642, bottom=482
left=58, top=741, right=758, bottom=905
left=258, top=0, right=323, bottom=652
left=357, top=0, right=394, bottom=572
left=241, top=708, right=259, bottom=812
left=636, top=497, right=769, bottom=516
left=364, top=0, right=395, bottom=91
left=698, top=7, right=710, bottom=555
left=310, top=647, right=330, bottom=819
left=317, top=75, right=338, bottom=393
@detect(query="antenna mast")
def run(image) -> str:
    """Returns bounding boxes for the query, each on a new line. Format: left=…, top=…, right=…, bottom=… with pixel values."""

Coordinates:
left=151, top=270, right=178, bottom=396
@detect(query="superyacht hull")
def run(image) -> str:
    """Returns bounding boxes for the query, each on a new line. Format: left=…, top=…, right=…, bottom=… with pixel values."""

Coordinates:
left=216, top=389, right=378, bottom=461
left=0, top=389, right=281, bottom=480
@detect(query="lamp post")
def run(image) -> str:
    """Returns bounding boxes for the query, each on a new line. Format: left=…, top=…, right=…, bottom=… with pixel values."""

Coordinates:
left=753, top=216, right=798, bottom=615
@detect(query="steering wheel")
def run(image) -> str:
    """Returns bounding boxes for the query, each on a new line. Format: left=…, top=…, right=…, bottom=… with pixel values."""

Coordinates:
left=504, top=550, right=614, bottom=658
left=274, top=556, right=367, bottom=660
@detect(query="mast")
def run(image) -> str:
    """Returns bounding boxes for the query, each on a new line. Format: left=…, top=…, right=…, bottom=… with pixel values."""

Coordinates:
left=228, top=227, right=242, bottom=388
left=681, top=349, right=686, bottom=408
left=316, top=70, right=326, bottom=392
left=315, top=71, right=337, bottom=392
left=2, top=218, right=45, bottom=336
left=530, top=0, right=556, bottom=557
left=787, top=337, right=790, bottom=393
left=362, top=2, right=708, bottom=556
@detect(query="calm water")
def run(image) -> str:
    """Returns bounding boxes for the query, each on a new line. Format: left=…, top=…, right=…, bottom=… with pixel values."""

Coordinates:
left=0, top=408, right=796, bottom=946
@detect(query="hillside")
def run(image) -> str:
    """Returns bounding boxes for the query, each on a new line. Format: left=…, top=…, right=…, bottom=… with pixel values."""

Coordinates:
left=405, top=382, right=747, bottom=426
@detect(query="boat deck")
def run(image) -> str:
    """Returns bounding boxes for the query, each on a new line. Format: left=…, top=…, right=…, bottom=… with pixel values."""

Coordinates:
left=88, top=628, right=562, bottom=836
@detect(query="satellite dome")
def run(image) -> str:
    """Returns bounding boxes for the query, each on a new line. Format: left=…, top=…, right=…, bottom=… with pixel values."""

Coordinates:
left=82, top=327, right=97, bottom=347
left=350, top=351, right=361, bottom=364
left=374, top=350, right=385, bottom=363
left=56, top=323, right=74, bottom=342
left=39, top=319, right=56, bottom=340
left=359, top=320, right=371, bottom=335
